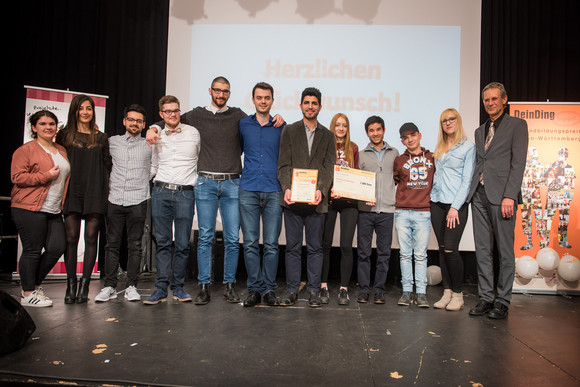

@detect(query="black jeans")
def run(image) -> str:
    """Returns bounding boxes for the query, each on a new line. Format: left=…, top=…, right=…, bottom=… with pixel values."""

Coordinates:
left=322, top=200, right=358, bottom=287
left=357, top=212, right=394, bottom=294
left=103, top=201, right=147, bottom=288
left=430, top=201, right=469, bottom=292
left=12, top=207, right=66, bottom=292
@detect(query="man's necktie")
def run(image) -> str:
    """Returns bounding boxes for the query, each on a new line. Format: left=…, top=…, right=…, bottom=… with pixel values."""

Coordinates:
left=480, top=121, right=495, bottom=184
left=485, top=121, right=495, bottom=150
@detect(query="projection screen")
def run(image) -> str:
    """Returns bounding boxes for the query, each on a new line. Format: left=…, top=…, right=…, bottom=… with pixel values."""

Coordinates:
left=166, top=0, right=482, bottom=250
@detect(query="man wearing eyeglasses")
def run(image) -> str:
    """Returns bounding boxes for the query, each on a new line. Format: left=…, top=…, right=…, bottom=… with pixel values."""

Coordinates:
left=144, top=96, right=201, bottom=304
left=95, top=104, right=152, bottom=303
left=467, top=82, right=528, bottom=319
left=146, top=77, right=284, bottom=305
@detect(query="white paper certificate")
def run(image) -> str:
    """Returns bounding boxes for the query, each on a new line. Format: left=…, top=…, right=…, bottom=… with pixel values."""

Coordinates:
left=333, top=166, right=376, bottom=202
left=290, top=169, right=318, bottom=203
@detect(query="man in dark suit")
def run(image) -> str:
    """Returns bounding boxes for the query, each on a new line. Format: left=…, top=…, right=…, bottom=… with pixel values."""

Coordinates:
left=468, top=82, right=528, bottom=319
left=277, top=87, right=336, bottom=308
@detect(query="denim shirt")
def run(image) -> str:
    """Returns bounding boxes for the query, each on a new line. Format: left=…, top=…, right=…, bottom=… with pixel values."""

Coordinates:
left=430, top=139, right=476, bottom=210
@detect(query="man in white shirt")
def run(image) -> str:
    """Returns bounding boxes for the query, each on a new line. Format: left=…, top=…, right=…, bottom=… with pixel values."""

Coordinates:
left=95, top=104, right=151, bottom=303
left=144, top=96, right=201, bottom=304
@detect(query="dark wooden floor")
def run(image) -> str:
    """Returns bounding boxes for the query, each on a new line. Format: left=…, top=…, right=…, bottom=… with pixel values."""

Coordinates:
left=0, top=274, right=579, bottom=387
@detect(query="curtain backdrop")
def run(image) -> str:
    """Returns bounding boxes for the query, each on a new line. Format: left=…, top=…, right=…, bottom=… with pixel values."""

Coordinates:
left=480, top=0, right=580, bottom=123
left=2, top=0, right=579, bottom=273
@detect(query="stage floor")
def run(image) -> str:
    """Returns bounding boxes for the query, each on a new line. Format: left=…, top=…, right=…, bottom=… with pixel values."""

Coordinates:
left=0, top=275, right=579, bottom=387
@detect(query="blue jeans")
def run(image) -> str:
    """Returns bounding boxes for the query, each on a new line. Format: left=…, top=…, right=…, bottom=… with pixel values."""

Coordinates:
left=195, top=176, right=240, bottom=284
left=239, top=189, right=282, bottom=294
left=151, top=186, right=195, bottom=293
left=395, top=209, right=431, bottom=294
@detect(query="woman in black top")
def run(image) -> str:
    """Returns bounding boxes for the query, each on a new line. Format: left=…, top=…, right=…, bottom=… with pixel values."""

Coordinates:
left=56, top=94, right=111, bottom=304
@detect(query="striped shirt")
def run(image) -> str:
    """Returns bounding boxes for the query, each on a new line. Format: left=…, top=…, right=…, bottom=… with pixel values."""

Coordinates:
left=108, top=133, right=152, bottom=206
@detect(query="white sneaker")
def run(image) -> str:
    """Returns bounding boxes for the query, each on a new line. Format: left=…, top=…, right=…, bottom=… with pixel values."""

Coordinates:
left=35, top=287, right=50, bottom=300
left=124, top=286, right=141, bottom=301
left=95, top=286, right=117, bottom=302
left=21, top=289, right=53, bottom=307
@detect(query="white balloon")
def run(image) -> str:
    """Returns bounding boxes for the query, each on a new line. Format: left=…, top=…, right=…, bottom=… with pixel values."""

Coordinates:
left=558, top=255, right=580, bottom=282
left=426, top=265, right=442, bottom=285
left=536, top=247, right=560, bottom=271
left=516, top=256, right=538, bottom=279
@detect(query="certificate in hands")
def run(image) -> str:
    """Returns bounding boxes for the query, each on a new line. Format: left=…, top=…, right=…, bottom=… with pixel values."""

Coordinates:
left=333, top=166, right=376, bottom=202
left=290, top=169, right=318, bottom=203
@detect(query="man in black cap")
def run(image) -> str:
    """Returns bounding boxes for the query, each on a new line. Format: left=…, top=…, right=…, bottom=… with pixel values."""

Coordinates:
left=392, top=123, right=435, bottom=308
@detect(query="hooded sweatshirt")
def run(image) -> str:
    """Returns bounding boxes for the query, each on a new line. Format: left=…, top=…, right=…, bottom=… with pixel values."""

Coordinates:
left=393, top=147, right=435, bottom=211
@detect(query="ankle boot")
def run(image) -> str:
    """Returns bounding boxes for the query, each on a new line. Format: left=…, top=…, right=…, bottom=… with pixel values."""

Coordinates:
left=65, top=277, right=77, bottom=304
left=446, top=292, right=464, bottom=311
left=194, top=283, right=210, bottom=305
left=76, top=277, right=91, bottom=303
left=434, top=289, right=452, bottom=309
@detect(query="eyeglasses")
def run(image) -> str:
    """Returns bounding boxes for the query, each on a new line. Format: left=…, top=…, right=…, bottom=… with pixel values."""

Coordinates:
left=125, top=117, right=144, bottom=125
left=211, top=88, right=230, bottom=95
left=441, top=117, right=457, bottom=124
left=161, top=110, right=181, bottom=116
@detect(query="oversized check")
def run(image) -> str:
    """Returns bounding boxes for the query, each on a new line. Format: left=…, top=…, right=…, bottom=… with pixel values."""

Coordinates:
left=333, top=166, right=376, bottom=202
left=290, top=168, right=318, bottom=203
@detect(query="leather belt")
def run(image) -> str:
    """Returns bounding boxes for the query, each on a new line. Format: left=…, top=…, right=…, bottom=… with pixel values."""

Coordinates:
left=154, top=181, right=194, bottom=191
left=198, top=172, right=241, bottom=181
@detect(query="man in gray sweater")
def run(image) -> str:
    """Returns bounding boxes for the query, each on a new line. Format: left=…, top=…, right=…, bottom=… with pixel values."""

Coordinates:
left=356, top=116, right=399, bottom=304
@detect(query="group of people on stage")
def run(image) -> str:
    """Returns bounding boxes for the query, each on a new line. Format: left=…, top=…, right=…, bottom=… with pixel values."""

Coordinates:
left=11, top=78, right=528, bottom=319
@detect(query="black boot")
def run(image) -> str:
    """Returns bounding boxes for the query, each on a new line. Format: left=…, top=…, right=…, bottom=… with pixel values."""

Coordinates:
left=65, top=277, right=77, bottom=304
left=76, top=277, right=91, bottom=303
left=223, top=282, right=240, bottom=303
left=194, top=283, right=210, bottom=305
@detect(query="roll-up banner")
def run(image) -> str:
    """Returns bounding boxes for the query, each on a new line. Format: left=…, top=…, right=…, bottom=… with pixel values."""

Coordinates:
left=14, top=86, right=108, bottom=279
left=511, top=102, right=580, bottom=294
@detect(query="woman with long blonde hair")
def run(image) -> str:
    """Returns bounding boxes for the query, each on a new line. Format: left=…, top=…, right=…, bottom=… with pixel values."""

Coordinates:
left=320, top=113, right=359, bottom=305
left=430, top=108, right=475, bottom=311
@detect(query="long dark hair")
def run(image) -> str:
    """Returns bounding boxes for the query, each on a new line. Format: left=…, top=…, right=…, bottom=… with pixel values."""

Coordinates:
left=59, top=94, right=99, bottom=147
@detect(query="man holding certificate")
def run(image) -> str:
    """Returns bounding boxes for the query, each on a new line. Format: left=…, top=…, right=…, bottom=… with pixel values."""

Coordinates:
left=277, top=87, right=336, bottom=308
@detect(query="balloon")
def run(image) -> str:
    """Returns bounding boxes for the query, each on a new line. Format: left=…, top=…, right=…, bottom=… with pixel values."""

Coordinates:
left=516, top=256, right=538, bottom=279
left=558, top=255, right=580, bottom=282
left=536, top=247, right=560, bottom=271
left=426, top=265, right=442, bottom=285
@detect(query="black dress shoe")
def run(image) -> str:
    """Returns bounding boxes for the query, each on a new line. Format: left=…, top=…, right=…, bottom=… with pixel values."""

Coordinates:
left=488, top=301, right=509, bottom=319
left=65, top=277, right=77, bottom=304
left=319, top=287, right=330, bottom=304
left=243, top=291, right=261, bottom=307
left=223, top=282, right=240, bottom=303
left=194, top=283, right=210, bottom=305
left=76, top=277, right=90, bottom=303
left=468, top=299, right=494, bottom=316
left=373, top=293, right=386, bottom=304
left=308, top=291, right=322, bottom=308
left=263, top=291, right=280, bottom=306
left=280, top=292, right=298, bottom=306
left=357, top=293, right=370, bottom=303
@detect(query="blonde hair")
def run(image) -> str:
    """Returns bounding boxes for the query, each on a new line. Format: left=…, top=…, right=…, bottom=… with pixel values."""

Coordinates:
left=433, top=108, right=466, bottom=160
left=329, top=113, right=357, bottom=168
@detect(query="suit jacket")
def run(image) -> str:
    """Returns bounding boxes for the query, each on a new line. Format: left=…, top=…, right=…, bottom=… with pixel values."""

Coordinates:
left=467, top=114, right=528, bottom=205
left=277, top=119, right=336, bottom=213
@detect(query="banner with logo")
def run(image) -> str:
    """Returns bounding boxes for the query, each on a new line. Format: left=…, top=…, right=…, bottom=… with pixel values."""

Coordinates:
left=15, top=86, right=108, bottom=278
left=511, top=102, right=580, bottom=294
